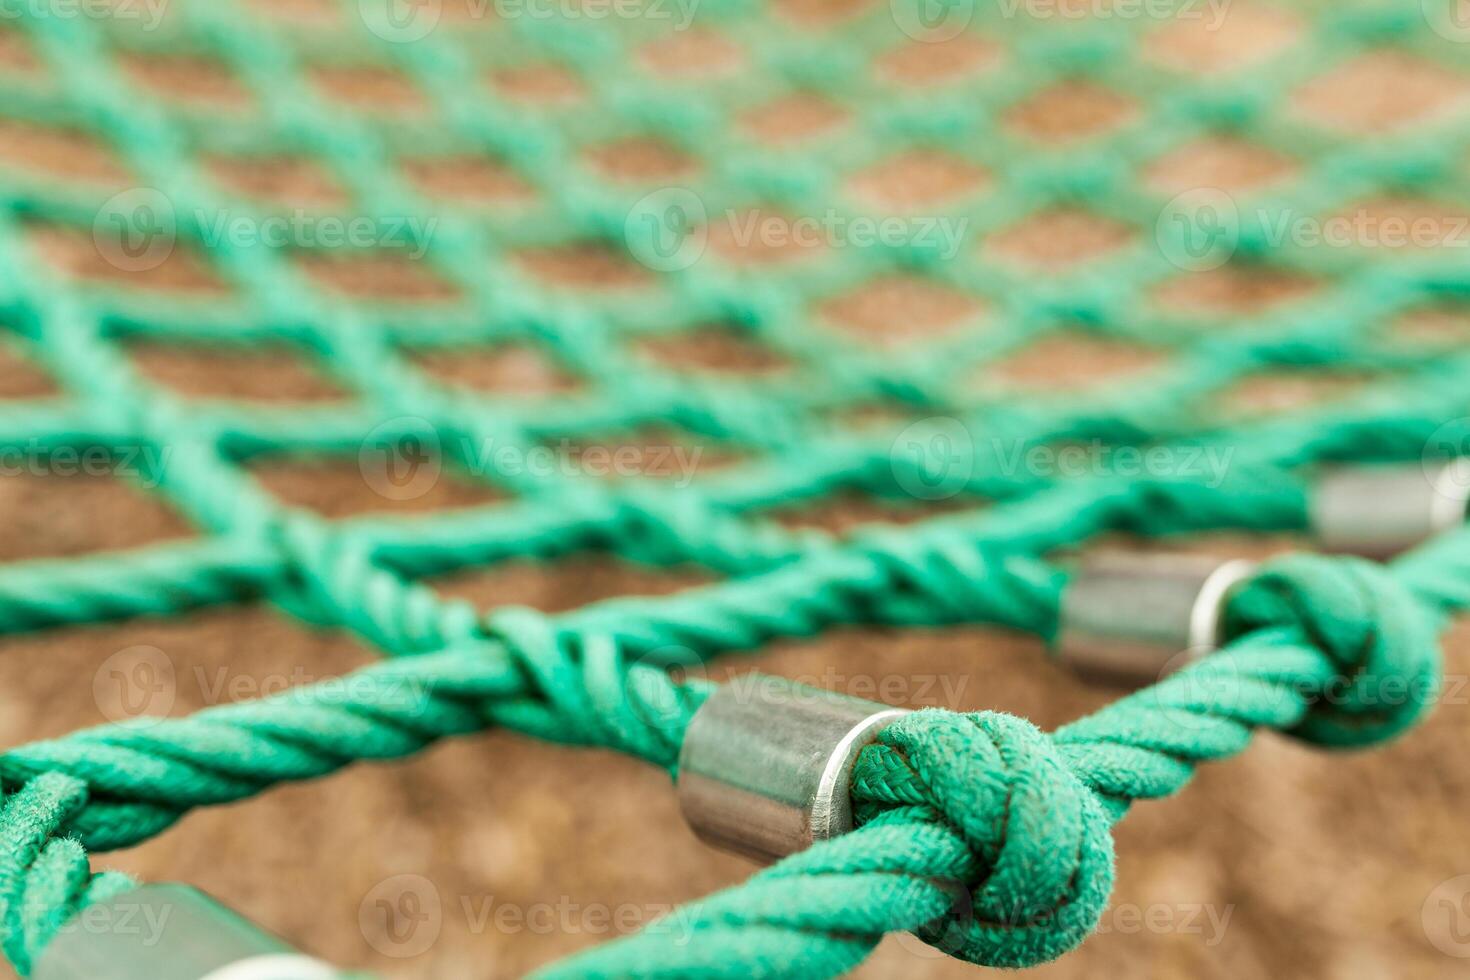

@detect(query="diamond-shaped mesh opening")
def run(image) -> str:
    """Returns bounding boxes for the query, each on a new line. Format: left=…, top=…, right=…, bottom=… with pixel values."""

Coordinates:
left=0, top=340, right=57, bottom=399
left=764, top=489, right=981, bottom=537
left=295, top=249, right=460, bottom=303
left=1392, top=305, right=1470, bottom=347
left=1006, top=80, right=1136, bottom=143
left=0, top=27, right=40, bottom=77
left=1142, top=135, right=1297, bottom=195
left=437, top=0, right=503, bottom=27
left=1152, top=264, right=1318, bottom=317
left=705, top=207, right=828, bottom=266
left=1291, top=50, right=1470, bottom=134
left=977, top=332, right=1165, bottom=394
left=1320, top=197, right=1470, bottom=256
left=846, top=150, right=989, bottom=212
left=636, top=326, right=790, bottom=376
left=819, top=274, right=984, bottom=347
left=206, top=153, right=349, bottom=211
left=308, top=63, right=428, bottom=116
left=773, top=0, right=875, bottom=28
left=430, top=554, right=713, bottom=615
left=0, top=118, right=131, bottom=188
left=1212, top=369, right=1379, bottom=421
left=400, top=154, right=535, bottom=207
left=0, top=605, right=376, bottom=742
left=248, top=0, right=342, bottom=26
left=117, top=52, right=253, bottom=113
left=407, top=343, right=582, bottom=397
left=246, top=453, right=505, bottom=519
left=584, top=137, right=698, bottom=184
left=637, top=29, right=745, bottom=77
left=515, top=242, right=653, bottom=292
left=874, top=35, right=1000, bottom=87
left=0, top=465, right=193, bottom=562
left=1142, top=5, right=1301, bottom=75
left=826, top=399, right=930, bottom=435
left=27, top=220, right=231, bottom=296
left=738, top=93, right=848, bottom=145
left=986, top=208, right=1133, bottom=270
left=125, top=340, right=349, bottom=403
left=487, top=63, right=586, bottom=107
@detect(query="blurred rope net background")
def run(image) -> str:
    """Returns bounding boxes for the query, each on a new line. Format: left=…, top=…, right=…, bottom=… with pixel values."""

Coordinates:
left=1, top=0, right=1470, bottom=977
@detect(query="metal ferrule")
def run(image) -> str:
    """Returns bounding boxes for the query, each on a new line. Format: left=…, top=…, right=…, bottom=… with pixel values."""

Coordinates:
left=1056, top=553, right=1257, bottom=686
left=1311, top=460, right=1470, bottom=559
left=676, top=675, right=909, bottom=864
left=33, top=883, right=349, bottom=980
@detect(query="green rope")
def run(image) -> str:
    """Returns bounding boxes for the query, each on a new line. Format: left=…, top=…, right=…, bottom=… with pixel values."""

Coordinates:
left=538, top=550, right=1450, bottom=977
left=0, top=541, right=1451, bottom=976
left=0, top=0, right=1464, bottom=976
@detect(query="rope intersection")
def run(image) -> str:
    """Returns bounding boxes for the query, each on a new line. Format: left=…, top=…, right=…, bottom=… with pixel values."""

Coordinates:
left=0, top=0, right=1464, bottom=976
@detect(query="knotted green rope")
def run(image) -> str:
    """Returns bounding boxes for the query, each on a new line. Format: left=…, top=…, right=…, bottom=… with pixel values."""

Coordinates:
left=536, top=550, right=1447, bottom=977
left=0, top=542, right=1449, bottom=977
left=0, top=0, right=1464, bottom=976
left=0, top=775, right=135, bottom=977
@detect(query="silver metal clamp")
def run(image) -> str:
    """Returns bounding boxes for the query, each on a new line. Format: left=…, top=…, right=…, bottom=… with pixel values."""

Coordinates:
left=677, top=675, right=908, bottom=863
left=1310, top=459, right=1470, bottom=559
left=1056, top=552, right=1257, bottom=686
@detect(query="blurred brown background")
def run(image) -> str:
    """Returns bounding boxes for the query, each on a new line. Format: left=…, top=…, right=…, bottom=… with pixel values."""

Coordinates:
left=2, top=0, right=1470, bottom=978
left=1, top=493, right=1467, bottom=980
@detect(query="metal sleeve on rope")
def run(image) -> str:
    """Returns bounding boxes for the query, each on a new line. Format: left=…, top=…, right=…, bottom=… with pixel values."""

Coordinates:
left=677, top=674, right=908, bottom=863
left=1056, top=552, right=1257, bottom=685
left=1310, top=460, right=1470, bottom=559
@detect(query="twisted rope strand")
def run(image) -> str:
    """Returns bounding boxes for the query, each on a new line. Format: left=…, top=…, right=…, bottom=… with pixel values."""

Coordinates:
left=0, top=541, right=1453, bottom=974
left=536, top=547, right=1455, bottom=977
left=0, top=1, right=1464, bottom=976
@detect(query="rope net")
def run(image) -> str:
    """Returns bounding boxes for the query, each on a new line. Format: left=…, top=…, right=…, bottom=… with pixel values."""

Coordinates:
left=0, top=0, right=1467, bottom=976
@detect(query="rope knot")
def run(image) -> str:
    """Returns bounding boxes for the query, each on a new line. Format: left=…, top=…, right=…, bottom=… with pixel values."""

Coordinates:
left=0, top=773, right=136, bottom=975
left=485, top=607, right=709, bottom=769
left=1223, top=554, right=1442, bottom=747
left=863, top=709, right=1114, bottom=968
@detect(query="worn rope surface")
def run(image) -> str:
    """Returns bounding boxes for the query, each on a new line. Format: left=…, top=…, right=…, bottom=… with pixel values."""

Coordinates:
left=0, top=0, right=1467, bottom=976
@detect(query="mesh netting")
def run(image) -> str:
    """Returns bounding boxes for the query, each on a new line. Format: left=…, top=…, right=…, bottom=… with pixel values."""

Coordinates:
left=0, top=0, right=1469, bottom=976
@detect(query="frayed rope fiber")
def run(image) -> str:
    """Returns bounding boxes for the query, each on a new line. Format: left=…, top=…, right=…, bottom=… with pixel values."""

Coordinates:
left=0, top=0, right=1465, bottom=976
left=534, top=550, right=1452, bottom=977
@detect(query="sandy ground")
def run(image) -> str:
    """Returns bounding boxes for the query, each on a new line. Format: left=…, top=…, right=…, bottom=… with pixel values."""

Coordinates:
left=1, top=1, right=1469, bottom=978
